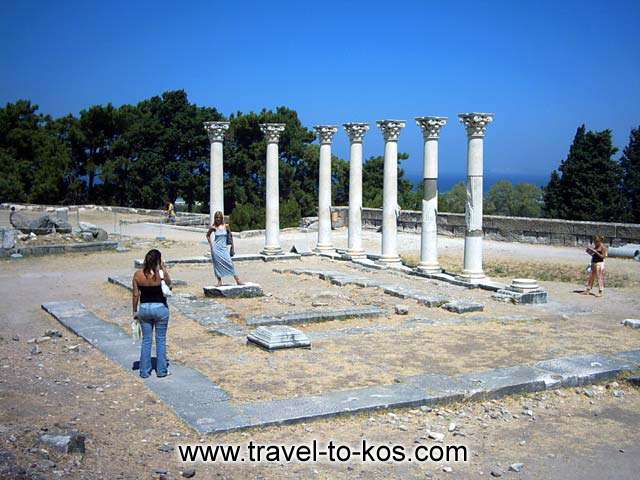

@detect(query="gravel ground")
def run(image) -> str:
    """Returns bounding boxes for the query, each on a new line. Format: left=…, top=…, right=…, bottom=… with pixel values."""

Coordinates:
left=1, top=210, right=639, bottom=479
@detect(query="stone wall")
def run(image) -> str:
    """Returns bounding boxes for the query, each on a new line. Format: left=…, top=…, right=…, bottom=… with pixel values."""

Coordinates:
left=331, top=206, right=640, bottom=247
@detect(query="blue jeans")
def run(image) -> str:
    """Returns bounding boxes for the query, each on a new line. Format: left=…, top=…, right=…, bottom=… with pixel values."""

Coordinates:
left=138, top=302, right=170, bottom=378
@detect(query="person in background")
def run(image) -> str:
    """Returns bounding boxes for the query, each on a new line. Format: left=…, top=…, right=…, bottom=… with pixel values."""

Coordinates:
left=132, top=249, right=171, bottom=378
left=582, top=235, right=608, bottom=297
left=206, top=211, right=243, bottom=287
left=166, top=201, right=176, bottom=223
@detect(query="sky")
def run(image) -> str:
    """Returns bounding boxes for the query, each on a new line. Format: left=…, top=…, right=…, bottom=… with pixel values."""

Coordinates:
left=1, top=0, right=639, bottom=185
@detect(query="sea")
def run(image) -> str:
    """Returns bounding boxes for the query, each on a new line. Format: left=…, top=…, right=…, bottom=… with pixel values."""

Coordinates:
left=408, top=173, right=550, bottom=192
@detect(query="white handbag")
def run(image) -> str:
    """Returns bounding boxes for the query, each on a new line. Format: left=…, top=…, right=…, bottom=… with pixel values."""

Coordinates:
left=159, top=269, right=172, bottom=297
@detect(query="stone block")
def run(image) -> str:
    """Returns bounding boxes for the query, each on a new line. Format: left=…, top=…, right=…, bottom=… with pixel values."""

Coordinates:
left=39, top=432, right=85, bottom=454
left=262, top=253, right=301, bottom=262
left=394, top=305, right=409, bottom=315
left=456, top=366, right=548, bottom=400
left=247, top=326, right=311, bottom=350
left=1, top=227, right=16, bottom=249
left=622, top=319, right=640, bottom=329
left=415, top=295, right=449, bottom=307
left=534, top=354, right=632, bottom=388
left=290, top=244, right=312, bottom=256
left=442, top=301, right=484, bottom=314
left=204, top=283, right=264, bottom=299
left=246, top=306, right=384, bottom=326
left=493, top=288, right=548, bottom=304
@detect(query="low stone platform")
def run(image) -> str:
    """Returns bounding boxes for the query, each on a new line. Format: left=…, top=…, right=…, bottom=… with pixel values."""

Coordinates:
left=246, top=306, right=385, bottom=326
left=1, top=240, right=118, bottom=258
left=42, top=300, right=640, bottom=434
left=204, top=282, right=263, bottom=298
left=442, top=300, right=485, bottom=314
left=622, top=319, right=640, bottom=329
left=247, top=325, right=311, bottom=350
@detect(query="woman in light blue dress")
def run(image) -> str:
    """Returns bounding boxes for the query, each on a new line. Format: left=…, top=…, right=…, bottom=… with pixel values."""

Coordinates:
left=206, top=211, right=243, bottom=286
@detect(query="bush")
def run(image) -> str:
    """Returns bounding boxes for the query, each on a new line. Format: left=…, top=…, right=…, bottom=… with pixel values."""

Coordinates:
left=230, top=203, right=265, bottom=231
left=280, top=196, right=302, bottom=228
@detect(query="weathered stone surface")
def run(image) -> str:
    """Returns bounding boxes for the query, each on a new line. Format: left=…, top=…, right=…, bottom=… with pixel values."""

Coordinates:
left=41, top=301, right=232, bottom=431
left=10, top=209, right=72, bottom=234
left=622, top=319, right=640, bottom=329
left=415, top=295, right=449, bottom=307
left=534, top=353, right=632, bottom=388
left=290, top=244, right=313, bottom=256
left=492, top=288, right=548, bottom=304
left=39, top=432, right=85, bottom=454
left=247, top=326, right=311, bottom=350
left=204, top=282, right=263, bottom=298
left=442, top=301, right=484, bottom=314
left=0, top=227, right=17, bottom=249
left=246, top=306, right=385, bottom=326
left=394, top=304, right=409, bottom=315
left=456, top=366, right=548, bottom=400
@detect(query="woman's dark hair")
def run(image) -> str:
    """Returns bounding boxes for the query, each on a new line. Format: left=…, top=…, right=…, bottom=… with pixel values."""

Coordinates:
left=143, top=249, right=162, bottom=277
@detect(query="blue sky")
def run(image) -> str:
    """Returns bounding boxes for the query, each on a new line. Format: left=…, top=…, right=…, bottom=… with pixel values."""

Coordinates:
left=1, top=0, right=639, bottom=184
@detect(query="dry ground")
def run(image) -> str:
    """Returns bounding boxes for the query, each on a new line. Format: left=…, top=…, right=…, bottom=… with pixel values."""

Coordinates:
left=1, top=210, right=640, bottom=479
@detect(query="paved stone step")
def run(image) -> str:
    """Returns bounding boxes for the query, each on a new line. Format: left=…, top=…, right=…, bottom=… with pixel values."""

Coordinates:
left=41, top=301, right=232, bottom=430
left=246, top=306, right=385, bottom=326
left=134, top=252, right=301, bottom=268
left=203, top=283, right=264, bottom=298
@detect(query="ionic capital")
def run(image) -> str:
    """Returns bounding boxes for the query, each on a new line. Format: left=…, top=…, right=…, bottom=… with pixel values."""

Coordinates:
left=458, top=112, right=494, bottom=138
left=415, top=116, right=448, bottom=140
left=204, top=121, right=230, bottom=143
left=343, top=123, right=369, bottom=143
left=376, top=119, right=406, bottom=142
left=259, top=123, right=286, bottom=143
left=313, top=125, right=338, bottom=145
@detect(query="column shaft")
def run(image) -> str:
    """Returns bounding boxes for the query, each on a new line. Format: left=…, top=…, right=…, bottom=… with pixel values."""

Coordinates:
left=348, top=141, right=364, bottom=256
left=263, top=141, right=282, bottom=255
left=420, top=138, right=439, bottom=271
left=210, top=141, right=224, bottom=219
left=316, top=142, right=333, bottom=250
left=458, top=112, right=494, bottom=281
left=344, top=122, right=369, bottom=258
left=381, top=139, right=399, bottom=261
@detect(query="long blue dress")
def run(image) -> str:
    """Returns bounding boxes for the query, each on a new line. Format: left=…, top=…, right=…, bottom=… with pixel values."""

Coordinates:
left=211, top=227, right=236, bottom=279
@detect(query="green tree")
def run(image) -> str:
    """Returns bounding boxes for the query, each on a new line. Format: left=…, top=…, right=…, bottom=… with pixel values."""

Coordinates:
left=620, top=126, right=640, bottom=222
left=485, top=180, right=543, bottom=217
left=543, top=125, right=624, bottom=221
left=280, top=196, right=302, bottom=228
left=362, top=153, right=416, bottom=209
left=439, top=182, right=467, bottom=213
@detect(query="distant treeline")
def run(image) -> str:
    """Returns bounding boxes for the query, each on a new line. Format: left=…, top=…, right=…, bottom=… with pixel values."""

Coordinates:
left=1, top=90, right=639, bottom=228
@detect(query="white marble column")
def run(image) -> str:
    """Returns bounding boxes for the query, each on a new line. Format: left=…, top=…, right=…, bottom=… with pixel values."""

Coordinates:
left=344, top=122, right=369, bottom=258
left=458, top=113, right=494, bottom=281
left=313, top=125, right=338, bottom=253
left=259, top=123, right=286, bottom=255
left=204, top=121, right=230, bottom=223
left=376, top=120, right=406, bottom=264
left=415, top=116, right=447, bottom=273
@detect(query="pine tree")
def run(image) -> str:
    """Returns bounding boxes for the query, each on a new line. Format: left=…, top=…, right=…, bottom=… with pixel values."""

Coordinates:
left=543, top=125, right=623, bottom=221
left=620, top=127, right=640, bottom=223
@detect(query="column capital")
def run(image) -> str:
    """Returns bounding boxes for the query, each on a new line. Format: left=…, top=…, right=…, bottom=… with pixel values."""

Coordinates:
left=458, top=112, right=494, bottom=138
left=313, top=125, right=338, bottom=145
left=343, top=122, right=369, bottom=143
left=415, top=116, right=448, bottom=140
left=259, top=123, right=286, bottom=143
left=203, top=121, right=230, bottom=143
left=376, top=119, right=406, bottom=142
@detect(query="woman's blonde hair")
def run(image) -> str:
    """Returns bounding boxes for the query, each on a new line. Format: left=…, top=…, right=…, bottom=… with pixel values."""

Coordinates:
left=213, top=211, right=224, bottom=227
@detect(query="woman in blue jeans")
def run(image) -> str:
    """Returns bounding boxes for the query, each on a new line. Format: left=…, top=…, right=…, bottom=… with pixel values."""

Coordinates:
left=132, top=249, right=172, bottom=378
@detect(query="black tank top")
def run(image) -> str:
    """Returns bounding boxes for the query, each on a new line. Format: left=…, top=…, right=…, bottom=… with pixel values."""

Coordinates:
left=139, top=284, right=167, bottom=306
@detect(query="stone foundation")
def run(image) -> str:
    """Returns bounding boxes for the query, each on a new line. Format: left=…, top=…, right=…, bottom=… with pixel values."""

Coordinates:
left=331, top=207, right=640, bottom=247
